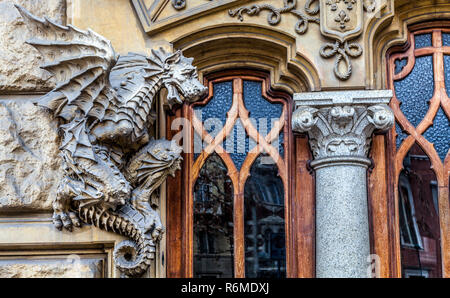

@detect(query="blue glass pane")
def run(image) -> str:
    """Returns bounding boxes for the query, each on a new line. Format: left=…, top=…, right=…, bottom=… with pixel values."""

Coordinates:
left=194, top=81, right=233, bottom=138
left=394, top=56, right=434, bottom=127
left=444, top=55, right=450, bottom=98
left=278, top=131, right=284, bottom=158
left=194, top=130, right=202, bottom=161
left=243, top=80, right=283, bottom=136
left=443, top=33, right=450, bottom=46
left=396, top=122, right=409, bottom=149
left=423, top=108, right=450, bottom=161
left=395, top=58, right=408, bottom=75
left=196, top=80, right=285, bottom=170
left=225, top=119, right=248, bottom=170
left=415, top=33, right=432, bottom=49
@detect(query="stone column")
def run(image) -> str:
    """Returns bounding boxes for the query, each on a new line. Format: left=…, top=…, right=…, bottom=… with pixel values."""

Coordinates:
left=292, top=91, right=394, bottom=278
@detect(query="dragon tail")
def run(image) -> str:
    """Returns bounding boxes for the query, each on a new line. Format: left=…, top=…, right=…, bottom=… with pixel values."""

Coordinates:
left=77, top=204, right=155, bottom=277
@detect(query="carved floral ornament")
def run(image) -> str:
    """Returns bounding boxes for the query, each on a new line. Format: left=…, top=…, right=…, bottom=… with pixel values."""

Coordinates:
left=292, top=91, right=394, bottom=160
left=229, top=0, right=377, bottom=81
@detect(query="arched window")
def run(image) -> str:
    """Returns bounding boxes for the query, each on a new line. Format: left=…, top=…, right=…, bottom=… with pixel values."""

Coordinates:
left=165, top=70, right=303, bottom=277
left=387, top=23, right=450, bottom=278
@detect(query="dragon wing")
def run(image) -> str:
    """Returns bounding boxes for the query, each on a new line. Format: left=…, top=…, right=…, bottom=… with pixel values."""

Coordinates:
left=17, top=5, right=167, bottom=159
left=108, top=53, right=164, bottom=141
left=16, top=5, right=116, bottom=122
left=16, top=5, right=117, bottom=160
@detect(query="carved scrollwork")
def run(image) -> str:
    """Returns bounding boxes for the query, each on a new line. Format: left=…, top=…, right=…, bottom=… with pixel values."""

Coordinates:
left=292, top=106, right=319, bottom=132
left=228, top=0, right=320, bottom=35
left=229, top=0, right=378, bottom=81
left=367, top=105, right=395, bottom=131
left=363, top=0, right=376, bottom=12
left=319, top=40, right=363, bottom=80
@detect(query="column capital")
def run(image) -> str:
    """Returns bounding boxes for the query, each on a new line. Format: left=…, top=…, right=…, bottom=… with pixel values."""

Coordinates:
left=292, top=90, right=394, bottom=161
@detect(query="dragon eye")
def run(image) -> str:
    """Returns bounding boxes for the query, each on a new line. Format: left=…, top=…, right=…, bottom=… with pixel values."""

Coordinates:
left=183, top=68, right=195, bottom=76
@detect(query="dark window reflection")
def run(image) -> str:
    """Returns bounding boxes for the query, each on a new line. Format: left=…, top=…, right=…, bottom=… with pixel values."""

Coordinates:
left=244, top=155, right=286, bottom=278
left=193, top=153, right=234, bottom=278
left=399, top=143, right=442, bottom=278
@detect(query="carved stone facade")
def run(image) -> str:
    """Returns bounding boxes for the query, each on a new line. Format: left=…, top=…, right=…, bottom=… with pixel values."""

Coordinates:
left=10, top=5, right=206, bottom=277
left=0, top=0, right=448, bottom=279
left=228, top=0, right=376, bottom=80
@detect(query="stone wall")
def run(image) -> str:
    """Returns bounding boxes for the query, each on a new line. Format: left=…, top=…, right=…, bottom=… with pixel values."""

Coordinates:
left=0, top=0, right=66, bottom=92
left=0, top=1, right=65, bottom=211
left=0, top=99, right=61, bottom=211
left=0, top=257, right=105, bottom=278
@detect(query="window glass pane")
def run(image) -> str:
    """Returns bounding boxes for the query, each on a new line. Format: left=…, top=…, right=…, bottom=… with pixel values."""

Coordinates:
left=395, top=57, right=408, bottom=75
left=399, top=144, right=442, bottom=278
left=395, top=121, right=409, bottom=149
left=193, top=153, right=234, bottom=277
left=443, top=33, right=450, bottom=46
left=194, top=81, right=233, bottom=160
left=242, top=80, right=283, bottom=135
left=414, top=33, right=432, bottom=49
left=394, top=56, right=434, bottom=127
left=194, top=81, right=232, bottom=137
left=244, top=155, right=286, bottom=278
left=423, top=108, right=450, bottom=161
left=226, top=118, right=248, bottom=170
left=243, top=80, right=284, bottom=157
left=221, top=80, right=285, bottom=170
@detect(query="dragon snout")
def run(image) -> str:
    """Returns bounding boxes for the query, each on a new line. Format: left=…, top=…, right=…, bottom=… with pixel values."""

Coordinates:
left=187, top=84, right=208, bottom=102
left=197, top=85, right=208, bottom=96
left=109, top=180, right=131, bottom=207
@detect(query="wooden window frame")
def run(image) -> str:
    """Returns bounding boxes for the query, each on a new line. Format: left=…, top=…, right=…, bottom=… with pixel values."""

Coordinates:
left=165, top=69, right=315, bottom=278
left=381, top=22, right=450, bottom=278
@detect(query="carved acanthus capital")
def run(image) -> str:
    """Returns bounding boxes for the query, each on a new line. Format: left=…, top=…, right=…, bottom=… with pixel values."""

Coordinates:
left=292, top=90, right=393, bottom=160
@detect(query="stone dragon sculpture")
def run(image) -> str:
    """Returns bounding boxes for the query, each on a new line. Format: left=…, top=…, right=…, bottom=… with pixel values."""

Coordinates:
left=16, top=5, right=207, bottom=277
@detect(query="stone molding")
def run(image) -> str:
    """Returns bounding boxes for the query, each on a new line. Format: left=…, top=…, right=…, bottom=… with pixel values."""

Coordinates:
left=132, top=0, right=245, bottom=34
left=292, top=90, right=394, bottom=161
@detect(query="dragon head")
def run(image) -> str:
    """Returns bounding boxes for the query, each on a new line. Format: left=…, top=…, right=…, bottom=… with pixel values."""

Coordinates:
left=160, top=50, right=208, bottom=108
left=125, top=138, right=183, bottom=190
left=147, top=138, right=183, bottom=179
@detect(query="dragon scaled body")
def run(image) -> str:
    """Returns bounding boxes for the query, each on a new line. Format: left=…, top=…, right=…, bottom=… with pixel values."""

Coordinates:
left=16, top=5, right=207, bottom=277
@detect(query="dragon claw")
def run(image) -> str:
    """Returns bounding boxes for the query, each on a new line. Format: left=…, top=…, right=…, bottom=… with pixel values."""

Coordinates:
left=52, top=211, right=81, bottom=231
left=149, top=215, right=164, bottom=241
left=152, top=225, right=164, bottom=241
